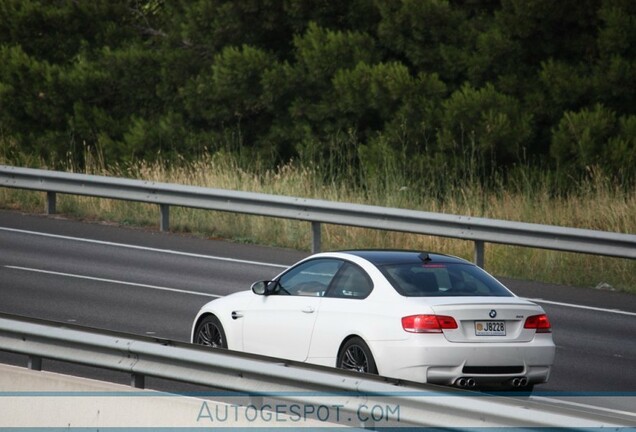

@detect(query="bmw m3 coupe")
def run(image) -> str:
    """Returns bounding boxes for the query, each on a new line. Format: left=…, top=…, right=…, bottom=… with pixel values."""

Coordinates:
left=192, top=250, right=555, bottom=390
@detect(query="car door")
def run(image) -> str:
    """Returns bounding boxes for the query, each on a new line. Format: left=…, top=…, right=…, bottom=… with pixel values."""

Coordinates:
left=241, top=258, right=344, bottom=361
left=307, top=262, right=378, bottom=361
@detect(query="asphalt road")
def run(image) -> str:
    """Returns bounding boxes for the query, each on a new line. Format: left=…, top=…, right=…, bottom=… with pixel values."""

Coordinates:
left=1, top=209, right=635, bottom=406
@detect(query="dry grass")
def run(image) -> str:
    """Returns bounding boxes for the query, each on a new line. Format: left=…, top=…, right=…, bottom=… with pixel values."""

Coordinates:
left=1, top=153, right=634, bottom=292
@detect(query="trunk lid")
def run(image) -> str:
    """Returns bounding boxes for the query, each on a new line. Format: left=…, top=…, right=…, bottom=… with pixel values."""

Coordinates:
left=428, top=297, right=544, bottom=343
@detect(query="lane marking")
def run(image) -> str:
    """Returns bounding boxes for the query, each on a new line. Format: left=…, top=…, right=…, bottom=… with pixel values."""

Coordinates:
left=2, top=227, right=634, bottom=316
left=4, top=266, right=222, bottom=298
left=526, top=298, right=636, bottom=317
left=0, top=227, right=288, bottom=269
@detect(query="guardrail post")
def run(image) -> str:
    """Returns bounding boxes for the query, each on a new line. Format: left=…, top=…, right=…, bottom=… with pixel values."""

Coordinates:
left=474, top=240, right=485, bottom=268
left=28, top=355, right=42, bottom=371
left=2, top=166, right=635, bottom=261
left=160, top=204, right=169, bottom=232
left=131, top=373, right=145, bottom=389
left=311, top=222, right=321, bottom=253
left=46, top=191, right=56, bottom=214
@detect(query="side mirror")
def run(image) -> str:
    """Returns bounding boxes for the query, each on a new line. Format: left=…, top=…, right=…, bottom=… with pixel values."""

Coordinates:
left=251, top=280, right=273, bottom=295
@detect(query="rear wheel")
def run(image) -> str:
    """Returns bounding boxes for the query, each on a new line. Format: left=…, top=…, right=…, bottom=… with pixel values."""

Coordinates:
left=337, top=337, right=377, bottom=374
left=194, top=315, right=227, bottom=349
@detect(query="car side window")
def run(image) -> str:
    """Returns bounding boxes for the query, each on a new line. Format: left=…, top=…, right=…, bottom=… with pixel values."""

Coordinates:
left=325, top=262, right=373, bottom=299
left=275, top=258, right=343, bottom=297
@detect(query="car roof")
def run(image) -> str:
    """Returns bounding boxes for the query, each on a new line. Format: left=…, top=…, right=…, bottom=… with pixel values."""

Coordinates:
left=336, top=250, right=470, bottom=266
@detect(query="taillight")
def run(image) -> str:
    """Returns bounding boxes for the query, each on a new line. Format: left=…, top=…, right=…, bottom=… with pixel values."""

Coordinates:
left=402, top=315, right=458, bottom=333
left=524, top=314, right=552, bottom=333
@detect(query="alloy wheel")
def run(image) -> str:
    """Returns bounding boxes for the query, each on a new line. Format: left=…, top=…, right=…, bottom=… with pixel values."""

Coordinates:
left=197, top=322, right=224, bottom=347
left=341, top=345, right=369, bottom=372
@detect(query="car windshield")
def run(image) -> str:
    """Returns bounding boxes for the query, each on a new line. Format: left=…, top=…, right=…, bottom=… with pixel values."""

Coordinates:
left=379, top=262, right=513, bottom=297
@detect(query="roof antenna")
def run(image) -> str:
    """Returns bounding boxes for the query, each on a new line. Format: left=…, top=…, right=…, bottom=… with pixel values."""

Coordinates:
left=419, top=252, right=432, bottom=263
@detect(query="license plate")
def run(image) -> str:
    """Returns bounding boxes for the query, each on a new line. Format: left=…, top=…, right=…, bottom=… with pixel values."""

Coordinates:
left=475, top=321, right=506, bottom=336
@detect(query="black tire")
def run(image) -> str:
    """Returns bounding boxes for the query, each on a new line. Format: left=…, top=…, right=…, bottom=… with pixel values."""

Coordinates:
left=337, top=337, right=378, bottom=374
left=194, top=315, right=228, bottom=349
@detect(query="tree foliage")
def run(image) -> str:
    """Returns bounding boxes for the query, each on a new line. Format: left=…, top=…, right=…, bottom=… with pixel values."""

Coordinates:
left=0, top=0, right=634, bottom=182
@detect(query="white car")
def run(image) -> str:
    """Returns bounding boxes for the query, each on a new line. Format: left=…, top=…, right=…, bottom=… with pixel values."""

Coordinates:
left=192, top=251, right=555, bottom=390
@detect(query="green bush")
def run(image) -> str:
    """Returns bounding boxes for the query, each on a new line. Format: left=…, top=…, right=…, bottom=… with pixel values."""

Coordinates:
left=551, top=104, right=636, bottom=179
left=437, top=84, right=532, bottom=167
left=0, top=0, right=635, bottom=183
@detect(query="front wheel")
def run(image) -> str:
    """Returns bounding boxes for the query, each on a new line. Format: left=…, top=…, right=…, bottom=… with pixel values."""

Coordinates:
left=194, top=315, right=228, bottom=349
left=337, top=337, right=377, bottom=374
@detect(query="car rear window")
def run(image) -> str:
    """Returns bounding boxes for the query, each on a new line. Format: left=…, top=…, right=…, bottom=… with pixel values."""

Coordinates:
left=379, top=262, right=513, bottom=297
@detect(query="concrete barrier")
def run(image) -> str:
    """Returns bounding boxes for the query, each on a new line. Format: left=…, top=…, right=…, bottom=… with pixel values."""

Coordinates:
left=0, top=364, right=341, bottom=428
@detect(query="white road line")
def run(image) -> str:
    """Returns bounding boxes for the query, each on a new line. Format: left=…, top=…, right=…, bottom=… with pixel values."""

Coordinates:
left=0, top=226, right=287, bottom=269
left=3, top=226, right=635, bottom=316
left=4, top=266, right=222, bottom=298
left=526, top=298, right=636, bottom=317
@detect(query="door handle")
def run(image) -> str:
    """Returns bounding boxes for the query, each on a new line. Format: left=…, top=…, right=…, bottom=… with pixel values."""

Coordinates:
left=302, top=306, right=315, bottom=313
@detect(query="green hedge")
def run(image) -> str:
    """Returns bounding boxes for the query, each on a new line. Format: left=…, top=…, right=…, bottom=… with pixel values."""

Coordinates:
left=0, top=0, right=634, bottom=184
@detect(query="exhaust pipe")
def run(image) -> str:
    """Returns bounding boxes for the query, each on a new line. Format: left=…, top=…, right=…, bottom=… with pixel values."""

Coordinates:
left=510, top=377, right=529, bottom=388
left=455, top=377, right=476, bottom=388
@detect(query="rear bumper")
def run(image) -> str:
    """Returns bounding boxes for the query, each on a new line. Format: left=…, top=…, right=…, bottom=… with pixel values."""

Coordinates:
left=425, top=364, right=552, bottom=386
left=368, top=333, right=555, bottom=386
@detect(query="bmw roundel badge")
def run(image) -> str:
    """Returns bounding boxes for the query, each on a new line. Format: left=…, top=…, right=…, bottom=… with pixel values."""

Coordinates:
left=489, top=309, right=497, bottom=318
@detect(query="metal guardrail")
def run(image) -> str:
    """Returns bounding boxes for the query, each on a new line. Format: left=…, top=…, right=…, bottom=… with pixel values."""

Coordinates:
left=1, top=165, right=635, bottom=268
left=0, top=313, right=632, bottom=428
